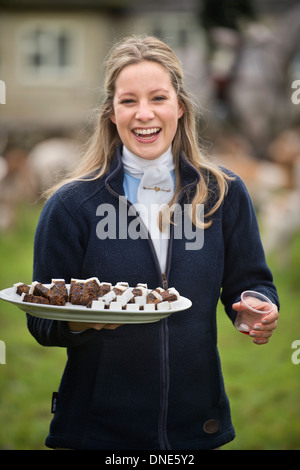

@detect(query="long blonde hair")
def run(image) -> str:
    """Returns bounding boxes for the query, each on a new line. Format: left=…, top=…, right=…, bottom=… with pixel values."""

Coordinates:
left=46, top=34, right=232, bottom=228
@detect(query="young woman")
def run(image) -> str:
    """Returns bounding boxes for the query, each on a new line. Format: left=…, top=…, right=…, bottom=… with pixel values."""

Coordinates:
left=27, top=35, right=279, bottom=450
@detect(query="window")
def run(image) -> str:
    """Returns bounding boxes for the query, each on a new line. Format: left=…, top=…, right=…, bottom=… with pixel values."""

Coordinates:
left=17, top=21, right=82, bottom=83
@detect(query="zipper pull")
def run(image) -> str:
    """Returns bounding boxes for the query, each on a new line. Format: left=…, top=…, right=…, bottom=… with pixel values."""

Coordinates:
left=162, top=273, right=168, bottom=290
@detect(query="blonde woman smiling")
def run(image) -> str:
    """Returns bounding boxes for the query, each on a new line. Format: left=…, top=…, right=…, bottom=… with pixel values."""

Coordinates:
left=28, top=35, right=279, bottom=450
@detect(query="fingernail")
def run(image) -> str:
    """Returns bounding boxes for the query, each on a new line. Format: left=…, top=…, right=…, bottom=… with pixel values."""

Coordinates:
left=254, top=325, right=260, bottom=330
left=250, top=332, right=256, bottom=337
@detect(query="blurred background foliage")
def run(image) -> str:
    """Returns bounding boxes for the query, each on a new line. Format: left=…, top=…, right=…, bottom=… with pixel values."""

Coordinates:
left=0, top=0, right=299, bottom=450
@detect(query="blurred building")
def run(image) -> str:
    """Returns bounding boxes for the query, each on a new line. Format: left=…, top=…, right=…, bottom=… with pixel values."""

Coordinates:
left=0, top=1, right=127, bottom=144
left=0, top=0, right=206, bottom=148
left=0, top=0, right=299, bottom=150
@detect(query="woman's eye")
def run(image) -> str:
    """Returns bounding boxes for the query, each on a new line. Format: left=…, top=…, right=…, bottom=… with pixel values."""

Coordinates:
left=153, top=96, right=166, bottom=102
left=120, top=98, right=135, bottom=104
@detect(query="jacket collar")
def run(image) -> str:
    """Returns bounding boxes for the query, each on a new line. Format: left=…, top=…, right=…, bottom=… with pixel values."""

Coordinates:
left=178, top=150, right=201, bottom=189
left=105, top=144, right=201, bottom=196
left=105, top=145, right=125, bottom=196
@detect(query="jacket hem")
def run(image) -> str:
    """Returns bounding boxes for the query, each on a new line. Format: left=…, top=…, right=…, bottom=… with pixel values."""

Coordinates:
left=45, top=428, right=235, bottom=450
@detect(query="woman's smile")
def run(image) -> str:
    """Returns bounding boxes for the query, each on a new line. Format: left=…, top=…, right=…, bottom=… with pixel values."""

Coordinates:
left=132, top=127, right=162, bottom=142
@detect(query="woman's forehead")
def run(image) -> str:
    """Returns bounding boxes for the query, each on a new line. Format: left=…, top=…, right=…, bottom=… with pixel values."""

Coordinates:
left=114, top=61, right=174, bottom=94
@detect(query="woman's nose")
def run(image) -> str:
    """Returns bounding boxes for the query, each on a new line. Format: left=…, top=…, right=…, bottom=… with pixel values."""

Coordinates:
left=135, top=102, right=155, bottom=121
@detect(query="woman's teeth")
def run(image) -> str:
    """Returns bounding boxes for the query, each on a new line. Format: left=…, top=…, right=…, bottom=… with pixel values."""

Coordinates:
left=133, top=128, right=161, bottom=138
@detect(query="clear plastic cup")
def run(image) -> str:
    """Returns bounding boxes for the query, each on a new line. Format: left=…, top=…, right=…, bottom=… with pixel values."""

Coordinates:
left=234, top=290, right=273, bottom=335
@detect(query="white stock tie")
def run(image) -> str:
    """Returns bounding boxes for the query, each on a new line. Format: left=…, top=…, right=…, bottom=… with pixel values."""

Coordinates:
left=136, top=164, right=174, bottom=273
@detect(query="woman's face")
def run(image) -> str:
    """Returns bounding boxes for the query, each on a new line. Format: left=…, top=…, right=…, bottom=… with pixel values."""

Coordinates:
left=111, top=61, right=184, bottom=160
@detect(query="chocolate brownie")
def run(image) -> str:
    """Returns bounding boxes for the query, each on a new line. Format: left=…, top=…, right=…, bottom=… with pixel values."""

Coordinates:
left=22, top=293, right=50, bottom=304
left=51, top=279, right=68, bottom=301
left=15, top=283, right=30, bottom=296
left=161, top=288, right=179, bottom=302
left=30, top=282, right=51, bottom=299
left=69, top=280, right=84, bottom=304
left=146, top=290, right=163, bottom=304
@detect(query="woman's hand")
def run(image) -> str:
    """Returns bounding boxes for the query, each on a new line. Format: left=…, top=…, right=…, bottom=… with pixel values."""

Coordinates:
left=68, top=322, right=122, bottom=332
left=232, top=303, right=279, bottom=345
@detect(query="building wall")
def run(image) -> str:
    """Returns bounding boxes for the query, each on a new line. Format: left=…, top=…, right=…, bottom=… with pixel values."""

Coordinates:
left=0, top=11, right=113, bottom=131
left=0, top=7, right=208, bottom=134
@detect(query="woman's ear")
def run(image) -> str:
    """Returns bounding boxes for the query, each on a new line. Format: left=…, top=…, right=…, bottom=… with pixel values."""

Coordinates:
left=178, top=102, right=184, bottom=119
left=110, top=113, right=116, bottom=124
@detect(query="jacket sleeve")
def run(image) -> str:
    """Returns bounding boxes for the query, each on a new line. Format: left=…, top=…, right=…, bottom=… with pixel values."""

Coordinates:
left=26, top=190, right=98, bottom=348
left=220, top=174, right=280, bottom=323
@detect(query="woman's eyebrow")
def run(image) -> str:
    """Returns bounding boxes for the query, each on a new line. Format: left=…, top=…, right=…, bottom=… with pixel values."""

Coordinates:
left=150, top=88, right=169, bottom=94
left=117, top=92, right=136, bottom=99
left=118, top=88, right=170, bottom=99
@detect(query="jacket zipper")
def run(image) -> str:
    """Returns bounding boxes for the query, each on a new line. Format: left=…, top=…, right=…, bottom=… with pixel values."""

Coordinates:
left=106, top=182, right=172, bottom=449
left=106, top=176, right=197, bottom=450
left=161, top=273, right=168, bottom=290
left=155, top=179, right=197, bottom=450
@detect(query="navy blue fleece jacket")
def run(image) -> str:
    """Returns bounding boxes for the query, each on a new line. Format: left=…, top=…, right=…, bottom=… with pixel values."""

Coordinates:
left=27, top=146, right=279, bottom=450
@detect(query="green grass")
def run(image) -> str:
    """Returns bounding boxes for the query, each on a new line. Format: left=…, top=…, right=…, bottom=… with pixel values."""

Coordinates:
left=0, top=204, right=66, bottom=450
left=0, top=203, right=299, bottom=450
left=217, top=233, right=300, bottom=450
